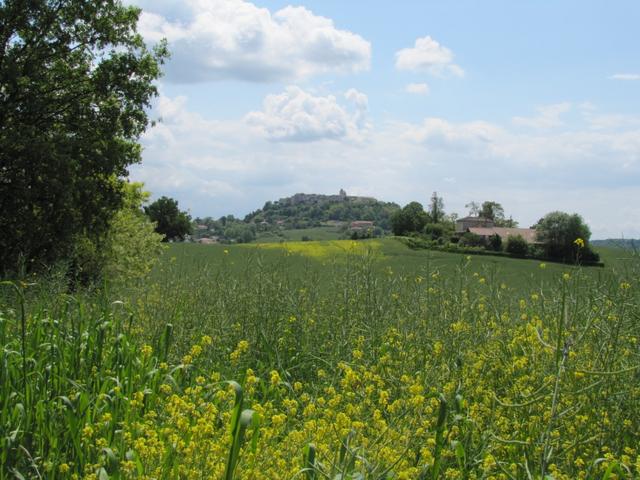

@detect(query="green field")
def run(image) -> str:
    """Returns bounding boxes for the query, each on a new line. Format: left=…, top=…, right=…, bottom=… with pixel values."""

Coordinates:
left=254, top=226, right=344, bottom=243
left=1, top=239, right=638, bottom=479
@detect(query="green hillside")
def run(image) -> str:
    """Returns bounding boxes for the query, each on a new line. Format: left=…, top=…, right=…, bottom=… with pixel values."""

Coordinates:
left=244, top=191, right=400, bottom=231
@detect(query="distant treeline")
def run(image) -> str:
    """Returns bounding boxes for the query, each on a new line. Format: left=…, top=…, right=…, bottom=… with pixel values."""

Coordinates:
left=591, top=239, right=640, bottom=250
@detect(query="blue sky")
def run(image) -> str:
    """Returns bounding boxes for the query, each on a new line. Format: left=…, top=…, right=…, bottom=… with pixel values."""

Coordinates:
left=128, top=0, right=640, bottom=238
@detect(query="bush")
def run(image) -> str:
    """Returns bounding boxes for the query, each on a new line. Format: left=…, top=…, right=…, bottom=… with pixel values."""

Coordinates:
left=424, top=223, right=449, bottom=241
left=506, top=235, right=528, bottom=257
left=487, top=234, right=502, bottom=251
left=103, top=184, right=166, bottom=284
left=458, top=232, right=484, bottom=247
left=66, top=183, right=166, bottom=285
left=578, top=245, right=600, bottom=264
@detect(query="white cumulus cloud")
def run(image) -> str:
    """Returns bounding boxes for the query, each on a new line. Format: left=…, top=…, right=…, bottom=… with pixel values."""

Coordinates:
left=244, top=86, right=370, bottom=142
left=405, top=82, right=430, bottom=95
left=395, top=36, right=464, bottom=77
left=136, top=0, right=371, bottom=83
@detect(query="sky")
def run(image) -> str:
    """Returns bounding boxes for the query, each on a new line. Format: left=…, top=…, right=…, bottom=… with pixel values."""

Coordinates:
left=127, top=0, right=640, bottom=239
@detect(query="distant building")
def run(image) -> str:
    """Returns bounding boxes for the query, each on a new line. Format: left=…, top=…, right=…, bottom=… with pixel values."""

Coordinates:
left=455, top=216, right=495, bottom=233
left=350, top=220, right=374, bottom=231
left=468, top=227, right=539, bottom=244
left=456, top=216, right=538, bottom=244
left=196, top=224, right=208, bottom=230
left=198, top=237, right=218, bottom=244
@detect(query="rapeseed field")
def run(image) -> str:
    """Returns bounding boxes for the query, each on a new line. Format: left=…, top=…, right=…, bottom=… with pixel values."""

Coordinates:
left=1, top=240, right=638, bottom=479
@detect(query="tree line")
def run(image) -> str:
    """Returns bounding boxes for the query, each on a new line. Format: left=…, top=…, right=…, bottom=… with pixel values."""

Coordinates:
left=390, top=193, right=599, bottom=264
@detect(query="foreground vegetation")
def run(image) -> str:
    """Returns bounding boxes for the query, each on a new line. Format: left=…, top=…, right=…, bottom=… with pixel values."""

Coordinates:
left=1, top=240, right=638, bottom=479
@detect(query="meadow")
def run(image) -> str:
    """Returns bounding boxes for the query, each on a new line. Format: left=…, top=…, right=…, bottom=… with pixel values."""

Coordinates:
left=253, top=226, right=344, bottom=243
left=1, top=239, right=638, bottom=479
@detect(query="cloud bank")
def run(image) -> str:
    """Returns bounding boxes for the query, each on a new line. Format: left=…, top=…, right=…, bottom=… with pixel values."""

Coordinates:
left=137, top=0, right=371, bottom=83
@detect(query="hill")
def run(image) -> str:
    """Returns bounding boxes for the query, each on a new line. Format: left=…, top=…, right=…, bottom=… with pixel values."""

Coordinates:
left=592, top=238, right=639, bottom=250
left=244, top=190, right=400, bottom=231
left=192, top=190, right=400, bottom=244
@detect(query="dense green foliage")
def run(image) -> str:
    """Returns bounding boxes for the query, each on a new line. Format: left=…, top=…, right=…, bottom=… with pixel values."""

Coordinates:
left=245, top=193, right=400, bottom=230
left=102, top=183, right=166, bottom=283
left=145, top=196, right=193, bottom=242
left=192, top=193, right=397, bottom=244
left=390, top=201, right=429, bottom=235
left=505, top=234, right=528, bottom=257
left=535, top=211, right=599, bottom=262
left=0, top=241, right=638, bottom=478
left=0, top=0, right=167, bottom=276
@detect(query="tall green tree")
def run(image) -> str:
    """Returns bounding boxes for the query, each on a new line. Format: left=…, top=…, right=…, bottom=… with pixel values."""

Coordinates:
left=145, top=196, right=192, bottom=242
left=480, top=201, right=505, bottom=222
left=479, top=201, right=519, bottom=227
left=0, top=0, right=168, bottom=274
left=428, top=191, right=445, bottom=223
left=465, top=201, right=480, bottom=216
left=391, top=201, right=428, bottom=236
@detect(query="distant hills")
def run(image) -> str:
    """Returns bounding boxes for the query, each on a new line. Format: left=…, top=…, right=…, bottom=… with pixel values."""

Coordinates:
left=591, top=239, right=640, bottom=250
left=244, top=190, right=400, bottom=231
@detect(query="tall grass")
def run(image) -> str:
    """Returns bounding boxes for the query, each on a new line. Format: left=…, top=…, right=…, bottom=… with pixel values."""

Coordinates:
left=1, top=242, right=638, bottom=478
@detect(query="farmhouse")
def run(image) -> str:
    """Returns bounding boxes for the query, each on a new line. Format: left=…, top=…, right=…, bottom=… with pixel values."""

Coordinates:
left=468, top=227, right=538, bottom=244
left=198, top=237, right=218, bottom=244
left=456, top=217, right=538, bottom=244
left=350, top=220, right=374, bottom=231
left=455, top=216, right=495, bottom=233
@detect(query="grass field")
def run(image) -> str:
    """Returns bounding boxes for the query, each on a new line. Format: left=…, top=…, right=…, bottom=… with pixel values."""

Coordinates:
left=254, top=226, right=344, bottom=243
left=1, top=239, right=638, bottom=479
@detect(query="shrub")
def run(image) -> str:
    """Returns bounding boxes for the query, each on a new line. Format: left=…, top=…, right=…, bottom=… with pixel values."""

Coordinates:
left=487, top=234, right=502, bottom=251
left=506, top=235, right=528, bottom=257
left=458, top=232, right=484, bottom=247
left=103, top=184, right=166, bottom=284
left=68, top=183, right=165, bottom=285
left=424, top=223, right=448, bottom=241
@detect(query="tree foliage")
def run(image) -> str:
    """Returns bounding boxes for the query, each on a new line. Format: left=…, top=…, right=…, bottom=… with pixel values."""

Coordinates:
left=505, top=235, right=528, bottom=257
left=480, top=201, right=505, bottom=222
left=244, top=194, right=400, bottom=231
left=0, top=0, right=168, bottom=274
left=391, top=202, right=429, bottom=236
left=428, top=191, right=445, bottom=223
left=103, top=183, right=166, bottom=283
left=535, top=211, right=598, bottom=261
left=465, top=202, right=480, bottom=216
left=145, top=196, right=192, bottom=242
